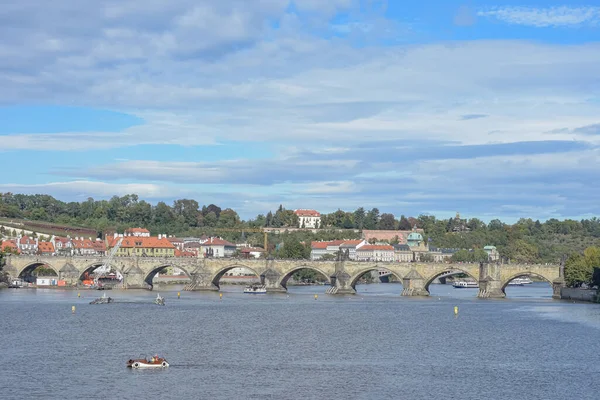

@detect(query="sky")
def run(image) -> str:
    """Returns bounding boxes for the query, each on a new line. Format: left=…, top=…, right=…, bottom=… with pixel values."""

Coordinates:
left=1, top=0, right=600, bottom=222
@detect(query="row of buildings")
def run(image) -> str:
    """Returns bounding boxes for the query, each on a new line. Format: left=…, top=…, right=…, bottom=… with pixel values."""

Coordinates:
left=310, top=227, right=499, bottom=262
left=0, top=227, right=266, bottom=259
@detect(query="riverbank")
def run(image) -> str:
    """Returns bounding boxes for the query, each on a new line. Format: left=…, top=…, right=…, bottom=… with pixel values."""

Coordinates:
left=561, top=288, right=599, bottom=303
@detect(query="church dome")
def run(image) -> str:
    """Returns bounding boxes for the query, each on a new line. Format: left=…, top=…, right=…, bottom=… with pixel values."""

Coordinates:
left=407, top=232, right=423, bottom=242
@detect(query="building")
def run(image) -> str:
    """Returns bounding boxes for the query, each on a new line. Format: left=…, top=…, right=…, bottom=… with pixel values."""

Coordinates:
left=294, top=209, right=321, bottom=229
left=394, top=244, right=414, bottom=262
left=339, top=239, right=366, bottom=260
left=17, top=235, right=38, bottom=255
left=356, top=245, right=395, bottom=262
left=240, top=247, right=265, bottom=259
left=37, top=241, right=55, bottom=256
left=0, top=239, right=19, bottom=254
left=124, top=227, right=151, bottom=237
left=200, top=237, right=236, bottom=258
left=108, top=236, right=176, bottom=257
left=72, top=237, right=105, bottom=256
left=428, top=247, right=458, bottom=262
left=167, top=237, right=185, bottom=250
left=51, top=236, right=72, bottom=255
left=484, top=245, right=500, bottom=261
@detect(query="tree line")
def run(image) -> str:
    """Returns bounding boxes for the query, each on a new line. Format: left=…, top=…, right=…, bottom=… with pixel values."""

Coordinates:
left=2, top=192, right=600, bottom=266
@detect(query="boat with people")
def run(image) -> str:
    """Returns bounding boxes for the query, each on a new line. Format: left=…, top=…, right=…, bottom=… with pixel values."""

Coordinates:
left=154, top=293, right=165, bottom=306
left=127, top=355, right=169, bottom=369
left=508, top=277, right=533, bottom=286
left=243, top=284, right=267, bottom=294
left=452, top=280, right=479, bottom=289
left=90, top=292, right=113, bottom=304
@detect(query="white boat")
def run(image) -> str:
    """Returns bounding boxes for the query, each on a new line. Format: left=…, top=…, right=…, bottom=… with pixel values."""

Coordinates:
left=452, top=280, right=479, bottom=289
left=127, top=356, right=169, bottom=369
left=244, top=285, right=267, bottom=294
left=508, top=277, right=533, bottom=286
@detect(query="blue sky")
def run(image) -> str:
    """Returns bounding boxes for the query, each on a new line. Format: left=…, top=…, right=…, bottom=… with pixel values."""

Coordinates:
left=1, top=1, right=600, bottom=222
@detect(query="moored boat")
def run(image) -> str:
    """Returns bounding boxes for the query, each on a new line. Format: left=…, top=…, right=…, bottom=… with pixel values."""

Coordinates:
left=452, top=280, right=479, bottom=289
left=244, top=285, right=267, bottom=294
left=127, top=356, right=169, bottom=369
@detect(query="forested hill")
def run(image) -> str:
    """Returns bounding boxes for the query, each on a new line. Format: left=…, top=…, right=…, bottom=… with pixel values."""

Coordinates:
left=1, top=193, right=599, bottom=263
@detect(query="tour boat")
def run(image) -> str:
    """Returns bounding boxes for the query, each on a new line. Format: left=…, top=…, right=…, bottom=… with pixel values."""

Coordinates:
left=155, top=294, right=165, bottom=306
left=244, top=285, right=267, bottom=294
left=452, top=280, right=479, bottom=289
left=508, top=277, right=533, bottom=286
left=127, top=356, right=169, bottom=369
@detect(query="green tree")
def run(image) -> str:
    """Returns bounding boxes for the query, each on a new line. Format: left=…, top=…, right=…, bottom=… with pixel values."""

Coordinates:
left=565, top=253, right=592, bottom=288
left=353, top=207, right=366, bottom=229
left=277, top=236, right=309, bottom=259
left=379, top=213, right=397, bottom=230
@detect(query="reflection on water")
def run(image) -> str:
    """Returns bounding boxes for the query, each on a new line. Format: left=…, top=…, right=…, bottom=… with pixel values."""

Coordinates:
left=1, top=282, right=598, bottom=400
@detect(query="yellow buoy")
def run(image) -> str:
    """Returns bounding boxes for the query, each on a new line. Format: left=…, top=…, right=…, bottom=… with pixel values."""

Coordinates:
left=314, top=294, right=318, bottom=300
left=454, top=306, right=459, bottom=316
left=77, top=292, right=80, bottom=298
left=72, top=306, right=76, bottom=314
left=219, top=293, right=223, bottom=299
left=177, top=292, right=180, bottom=299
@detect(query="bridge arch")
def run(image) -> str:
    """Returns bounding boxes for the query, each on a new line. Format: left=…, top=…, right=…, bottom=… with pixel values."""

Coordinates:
left=211, top=264, right=261, bottom=289
left=501, top=272, right=552, bottom=293
left=18, top=262, right=59, bottom=282
left=278, top=264, right=331, bottom=289
left=424, top=268, right=479, bottom=292
left=79, top=261, right=124, bottom=282
left=349, top=266, right=402, bottom=291
left=144, top=264, right=192, bottom=287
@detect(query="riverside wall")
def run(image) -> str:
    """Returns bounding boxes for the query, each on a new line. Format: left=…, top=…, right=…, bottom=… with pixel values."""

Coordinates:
left=560, top=288, right=598, bottom=303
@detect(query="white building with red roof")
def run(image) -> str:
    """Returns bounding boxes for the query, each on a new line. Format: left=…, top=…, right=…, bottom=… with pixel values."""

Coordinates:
left=356, top=244, right=395, bottom=262
left=294, top=209, right=321, bottom=229
left=1, top=239, right=19, bottom=254
left=200, top=237, right=236, bottom=258
left=17, top=235, right=38, bottom=255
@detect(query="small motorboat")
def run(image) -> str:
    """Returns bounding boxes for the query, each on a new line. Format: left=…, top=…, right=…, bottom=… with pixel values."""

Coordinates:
left=155, top=293, right=165, bottom=306
left=452, top=280, right=479, bottom=289
left=244, top=285, right=267, bottom=294
left=127, top=356, right=169, bottom=369
left=90, top=292, right=113, bottom=304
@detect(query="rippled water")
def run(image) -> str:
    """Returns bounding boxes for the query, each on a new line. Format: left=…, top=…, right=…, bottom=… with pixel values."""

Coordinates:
left=1, top=283, right=599, bottom=400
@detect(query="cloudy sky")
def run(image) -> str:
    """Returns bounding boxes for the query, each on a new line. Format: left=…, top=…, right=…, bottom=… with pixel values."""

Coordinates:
left=1, top=0, right=600, bottom=221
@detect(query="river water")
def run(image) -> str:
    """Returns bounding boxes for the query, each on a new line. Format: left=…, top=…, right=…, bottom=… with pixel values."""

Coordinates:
left=1, top=283, right=599, bottom=400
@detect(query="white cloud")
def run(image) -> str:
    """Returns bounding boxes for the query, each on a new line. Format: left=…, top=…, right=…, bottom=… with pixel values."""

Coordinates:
left=478, top=6, right=600, bottom=27
left=0, top=181, right=185, bottom=199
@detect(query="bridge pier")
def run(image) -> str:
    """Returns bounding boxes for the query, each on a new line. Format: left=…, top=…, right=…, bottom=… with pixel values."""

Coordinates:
left=477, top=263, right=505, bottom=298
left=329, top=270, right=355, bottom=294
left=401, top=269, right=429, bottom=296
left=552, top=278, right=566, bottom=299
left=261, top=268, right=286, bottom=293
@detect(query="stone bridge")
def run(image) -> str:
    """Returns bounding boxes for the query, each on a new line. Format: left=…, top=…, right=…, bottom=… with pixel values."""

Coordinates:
left=3, top=255, right=565, bottom=298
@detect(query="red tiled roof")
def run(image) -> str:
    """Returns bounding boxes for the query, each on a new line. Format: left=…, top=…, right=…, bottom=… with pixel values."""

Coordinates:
left=73, top=239, right=95, bottom=249
left=19, top=235, right=35, bottom=245
left=1, top=240, right=19, bottom=253
left=114, top=237, right=175, bottom=249
left=241, top=247, right=265, bottom=253
left=175, top=249, right=195, bottom=257
left=54, top=236, right=70, bottom=244
left=311, top=241, right=330, bottom=249
left=294, top=209, right=321, bottom=217
left=38, top=241, right=55, bottom=253
left=357, top=245, right=395, bottom=251
left=201, top=237, right=235, bottom=247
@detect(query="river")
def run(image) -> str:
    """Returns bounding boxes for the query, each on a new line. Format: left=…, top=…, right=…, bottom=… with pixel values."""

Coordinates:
left=1, top=282, right=599, bottom=400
